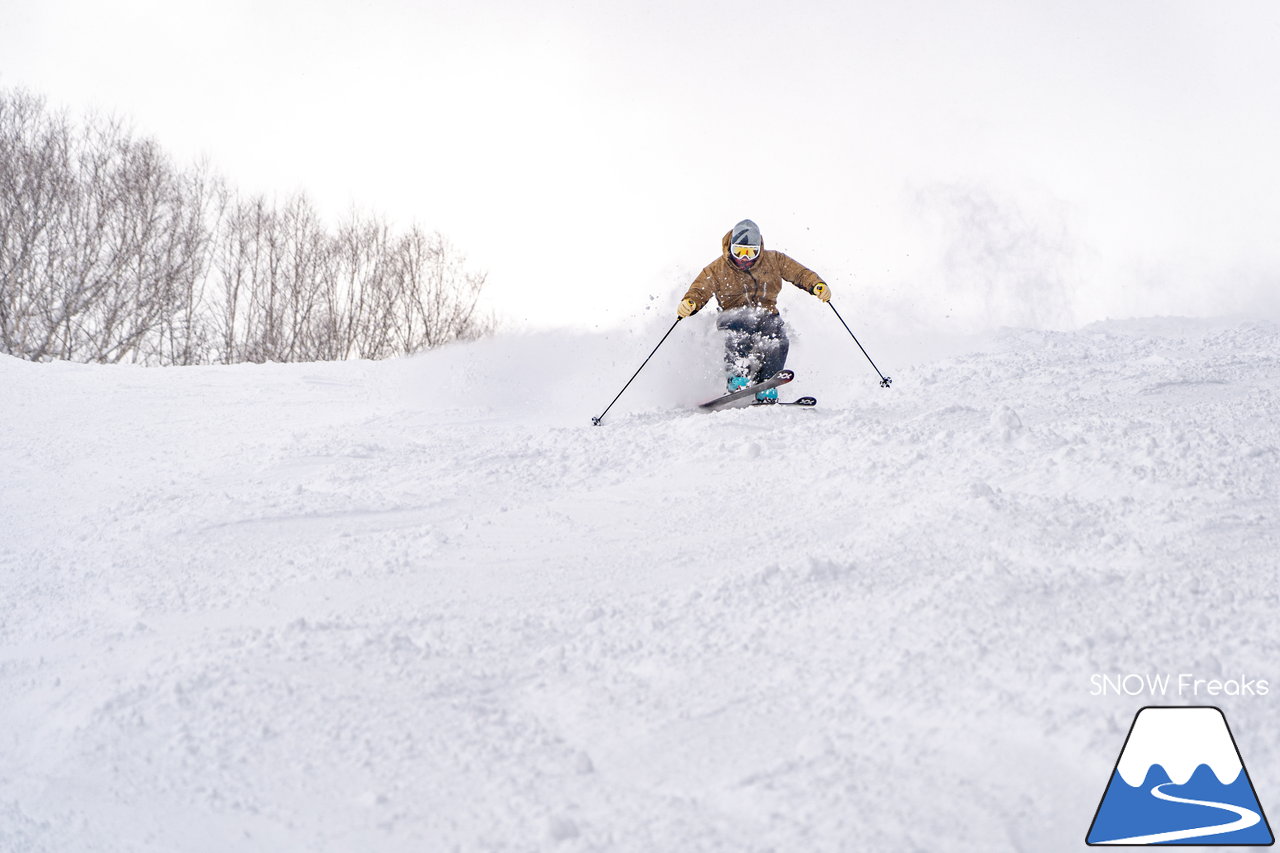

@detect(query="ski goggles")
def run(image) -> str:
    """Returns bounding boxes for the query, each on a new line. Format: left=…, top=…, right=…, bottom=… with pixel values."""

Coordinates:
left=730, top=243, right=761, bottom=261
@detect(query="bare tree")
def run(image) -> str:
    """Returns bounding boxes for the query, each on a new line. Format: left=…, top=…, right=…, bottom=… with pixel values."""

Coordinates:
left=1, top=87, right=493, bottom=366
left=0, top=91, right=75, bottom=360
left=395, top=228, right=492, bottom=353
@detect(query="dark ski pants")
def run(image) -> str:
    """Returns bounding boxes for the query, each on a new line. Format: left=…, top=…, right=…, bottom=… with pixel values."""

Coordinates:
left=717, top=308, right=789, bottom=384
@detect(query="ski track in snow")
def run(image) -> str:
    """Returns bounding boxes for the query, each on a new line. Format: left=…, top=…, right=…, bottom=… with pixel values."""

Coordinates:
left=2, top=316, right=1280, bottom=851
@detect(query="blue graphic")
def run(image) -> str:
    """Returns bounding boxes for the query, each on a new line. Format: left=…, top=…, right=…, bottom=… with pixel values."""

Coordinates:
left=1087, top=707, right=1273, bottom=846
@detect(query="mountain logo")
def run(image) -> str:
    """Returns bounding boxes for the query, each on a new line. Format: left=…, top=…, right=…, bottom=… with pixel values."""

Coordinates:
left=1087, top=706, right=1274, bottom=846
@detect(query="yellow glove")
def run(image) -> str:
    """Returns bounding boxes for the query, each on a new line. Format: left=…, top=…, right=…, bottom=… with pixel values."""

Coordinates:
left=677, top=298, right=699, bottom=318
left=812, top=282, right=831, bottom=303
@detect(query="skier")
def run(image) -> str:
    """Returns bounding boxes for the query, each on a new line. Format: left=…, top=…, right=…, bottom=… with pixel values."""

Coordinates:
left=677, top=219, right=831, bottom=403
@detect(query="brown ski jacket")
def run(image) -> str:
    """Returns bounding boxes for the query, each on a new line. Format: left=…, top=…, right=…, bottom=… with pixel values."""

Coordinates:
left=681, top=230, right=825, bottom=314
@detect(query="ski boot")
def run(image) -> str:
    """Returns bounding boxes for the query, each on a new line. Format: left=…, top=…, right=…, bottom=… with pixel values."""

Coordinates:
left=727, top=376, right=749, bottom=393
left=755, top=387, right=779, bottom=404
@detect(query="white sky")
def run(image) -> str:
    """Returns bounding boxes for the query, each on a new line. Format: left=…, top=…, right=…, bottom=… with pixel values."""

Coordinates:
left=4, top=0, right=1280, bottom=332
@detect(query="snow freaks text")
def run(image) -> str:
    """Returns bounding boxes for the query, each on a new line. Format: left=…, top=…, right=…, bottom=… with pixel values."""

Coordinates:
left=1090, top=674, right=1270, bottom=698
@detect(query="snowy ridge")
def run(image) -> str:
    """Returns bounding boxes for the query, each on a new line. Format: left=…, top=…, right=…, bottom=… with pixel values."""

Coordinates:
left=3, top=316, right=1280, bottom=852
left=1115, top=707, right=1242, bottom=786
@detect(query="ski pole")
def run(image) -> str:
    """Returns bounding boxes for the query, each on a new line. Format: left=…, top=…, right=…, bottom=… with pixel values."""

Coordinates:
left=591, top=317, right=682, bottom=425
left=828, top=302, right=892, bottom=388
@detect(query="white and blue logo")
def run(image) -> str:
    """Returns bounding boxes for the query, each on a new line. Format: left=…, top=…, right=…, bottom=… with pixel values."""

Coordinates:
left=1087, top=706, right=1273, bottom=846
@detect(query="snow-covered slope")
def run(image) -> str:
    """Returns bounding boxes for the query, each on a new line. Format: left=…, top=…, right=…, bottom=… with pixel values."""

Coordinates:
left=3, top=316, right=1279, bottom=852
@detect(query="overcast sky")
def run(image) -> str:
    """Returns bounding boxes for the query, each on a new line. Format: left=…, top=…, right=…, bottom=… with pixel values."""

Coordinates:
left=4, top=1, right=1279, bottom=332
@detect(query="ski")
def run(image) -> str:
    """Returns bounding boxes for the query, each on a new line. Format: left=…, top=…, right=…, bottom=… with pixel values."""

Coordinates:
left=753, top=396, right=817, bottom=407
left=699, top=370, right=795, bottom=411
